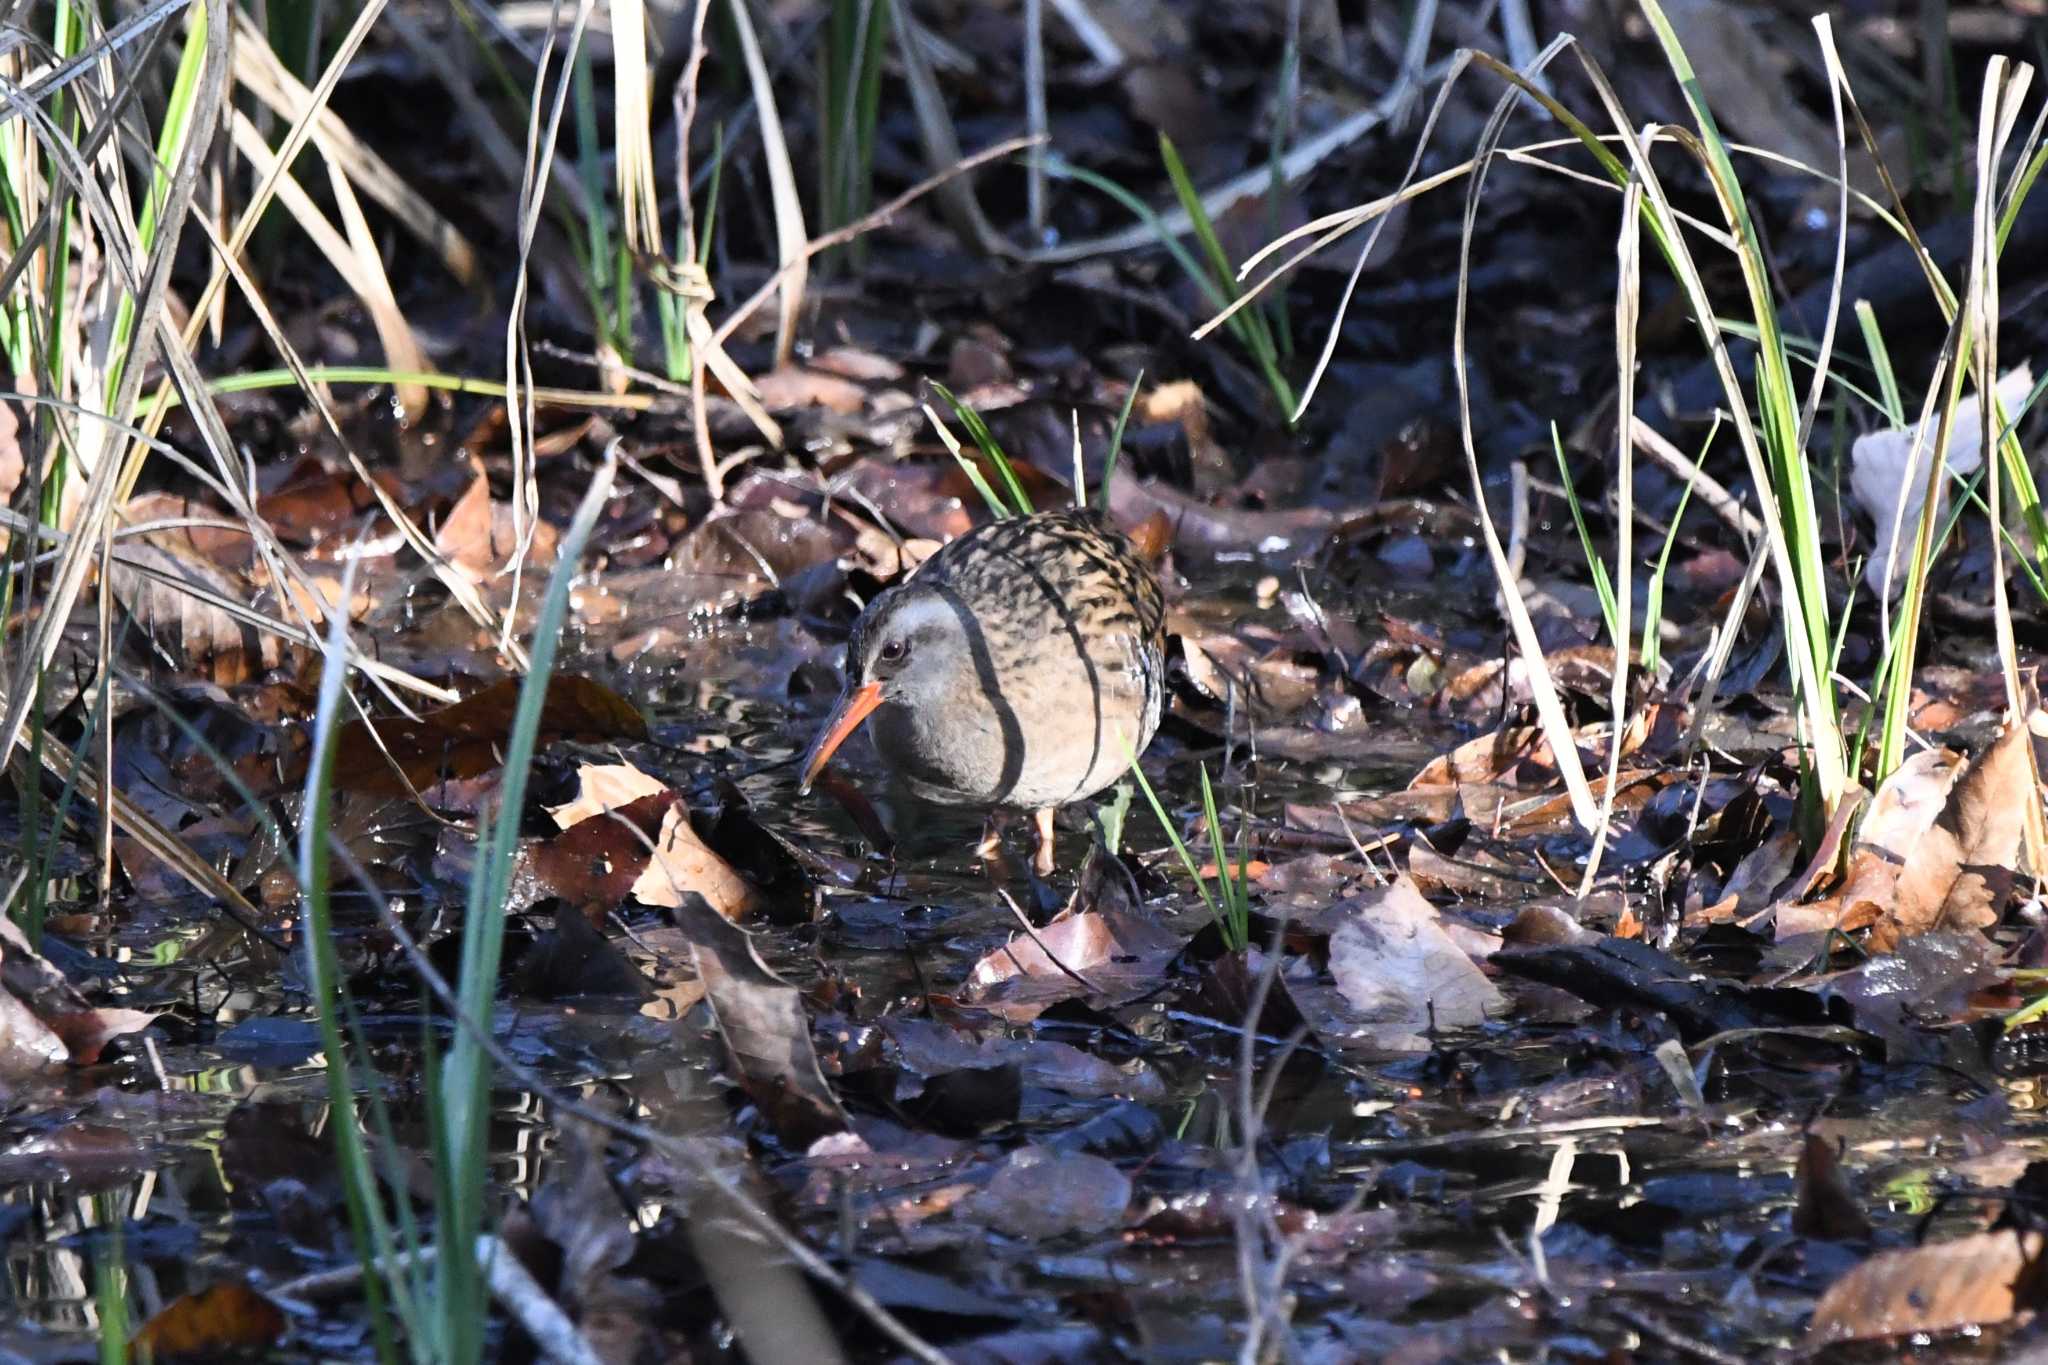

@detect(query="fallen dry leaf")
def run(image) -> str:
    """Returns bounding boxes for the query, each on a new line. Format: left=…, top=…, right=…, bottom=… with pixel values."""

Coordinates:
left=0, top=991, right=67, bottom=1079
left=1778, top=749, right=1961, bottom=938
left=1879, top=714, right=2036, bottom=947
left=325, top=674, right=647, bottom=796
left=1792, top=1131, right=1872, bottom=1241
left=435, top=472, right=558, bottom=580
left=547, top=761, right=671, bottom=830
left=106, top=540, right=282, bottom=687
left=970, top=1147, right=1131, bottom=1240
left=1313, top=876, right=1504, bottom=1051
left=963, top=909, right=1184, bottom=1023
left=672, top=893, right=845, bottom=1145
left=43, top=1006, right=159, bottom=1066
left=753, top=364, right=867, bottom=414
left=1806, top=1230, right=2045, bottom=1346
left=132, top=1281, right=287, bottom=1359
left=629, top=801, right=756, bottom=921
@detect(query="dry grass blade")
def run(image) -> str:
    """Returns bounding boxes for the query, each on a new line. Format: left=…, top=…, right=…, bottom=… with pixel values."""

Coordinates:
left=668, top=0, right=780, bottom=499
left=227, top=6, right=481, bottom=288
left=1579, top=175, right=1642, bottom=893
left=325, top=156, right=430, bottom=418
left=1045, top=0, right=1121, bottom=65
left=611, top=0, right=661, bottom=257
left=1961, top=60, right=2048, bottom=874
left=1797, top=17, right=1853, bottom=453
left=727, top=0, right=807, bottom=366
left=1447, top=35, right=1599, bottom=833
left=223, top=109, right=428, bottom=411
left=189, top=210, right=528, bottom=672
left=502, top=0, right=595, bottom=645
left=0, top=0, right=229, bottom=774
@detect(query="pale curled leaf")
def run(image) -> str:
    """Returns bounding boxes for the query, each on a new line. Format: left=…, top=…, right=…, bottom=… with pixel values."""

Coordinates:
left=1850, top=364, right=2033, bottom=598
left=548, top=762, right=671, bottom=831
left=1323, top=875, right=1503, bottom=1051
left=630, top=803, right=756, bottom=922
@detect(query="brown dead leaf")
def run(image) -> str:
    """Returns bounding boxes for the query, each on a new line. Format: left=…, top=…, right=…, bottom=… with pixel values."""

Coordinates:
left=132, top=1281, right=287, bottom=1359
left=106, top=540, right=282, bottom=687
left=547, top=762, right=670, bottom=829
left=1692, top=830, right=1800, bottom=926
left=0, top=990, right=67, bottom=1079
left=43, top=1007, right=158, bottom=1066
left=1793, top=1131, right=1872, bottom=1241
left=1410, top=726, right=1548, bottom=789
left=516, top=790, right=676, bottom=918
left=811, top=346, right=904, bottom=382
left=754, top=364, right=866, bottom=414
left=1806, top=1230, right=2045, bottom=1346
left=435, top=474, right=559, bottom=580
left=1304, top=876, right=1504, bottom=1051
left=326, top=675, right=647, bottom=796
left=1779, top=751, right=1960, bottom=938
left=435, top=472, right=495, bottom=575
left=630, top=802, right=756, bottom=921
left=1880, top=715, right=2036, bottom=947
left=671, top=892, right=846, bottom=1145
left=963, top=909, right=1184, bottom=1022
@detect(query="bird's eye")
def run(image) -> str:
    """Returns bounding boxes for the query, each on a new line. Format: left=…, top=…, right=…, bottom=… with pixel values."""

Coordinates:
left=879, top=638, right=908, bottom=663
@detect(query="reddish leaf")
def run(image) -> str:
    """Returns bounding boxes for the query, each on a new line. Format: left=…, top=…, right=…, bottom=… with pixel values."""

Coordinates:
left=516, top=791, right=678, bottom=918
left=132, top=1281, right=286, bottom=1358
left=43, top=1007, right=158, bottom=1066
left=326, top=675, right=647, bottom=795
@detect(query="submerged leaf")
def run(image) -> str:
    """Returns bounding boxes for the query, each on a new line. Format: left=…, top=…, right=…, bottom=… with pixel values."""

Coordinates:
left=1807, top=1230, right=2046, bottom=1345
left=1317, top=876, right=1503, bottom=1051
left=672, top=894, right=846, bottom=1146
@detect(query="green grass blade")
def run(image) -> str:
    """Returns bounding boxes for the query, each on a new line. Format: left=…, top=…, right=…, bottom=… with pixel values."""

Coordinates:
left=438, top=455, right=618, bottom=1364
left=1854, top=300, right=1905, bottom=426
left=931, top=381, right=1032, bottom=515
left=1550, top=422, right=1619, bottom=647
left=1124, top=742, right=1222, bottom=926
left=1098, top=369, right=1143, bottom=515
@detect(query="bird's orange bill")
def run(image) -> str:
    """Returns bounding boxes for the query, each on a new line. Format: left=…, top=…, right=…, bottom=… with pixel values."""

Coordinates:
left=799, top=681, right=884, bottom=794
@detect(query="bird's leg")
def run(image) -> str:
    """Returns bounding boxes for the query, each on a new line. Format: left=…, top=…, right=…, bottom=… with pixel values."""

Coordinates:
left=977, top=811, right=1006, bottom=863
left=1031, top=807, right=1057, bottom=877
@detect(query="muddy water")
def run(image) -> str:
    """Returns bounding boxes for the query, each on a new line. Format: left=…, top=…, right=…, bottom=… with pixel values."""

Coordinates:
left=0, top=561, right=2038, bottom=1362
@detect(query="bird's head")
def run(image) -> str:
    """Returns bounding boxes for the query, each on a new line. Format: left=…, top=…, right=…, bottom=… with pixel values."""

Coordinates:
left=798, top=585, right=973, bottom=793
